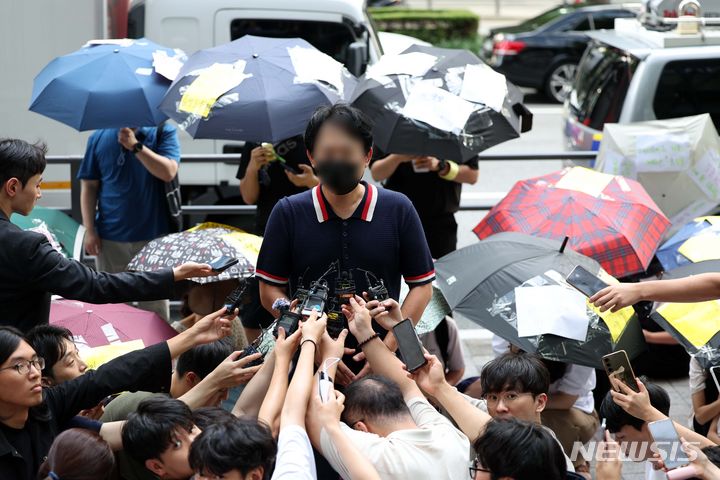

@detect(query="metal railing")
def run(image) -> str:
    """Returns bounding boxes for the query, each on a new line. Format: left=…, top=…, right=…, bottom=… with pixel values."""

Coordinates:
left=45, top=151, right=598, bottom=220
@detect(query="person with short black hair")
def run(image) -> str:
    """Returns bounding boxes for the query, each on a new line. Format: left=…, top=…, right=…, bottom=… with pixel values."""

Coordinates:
left=38, top=428, right=115, bottom=480
left=26, top=325, right=87, bottom=386
left=192, top=406, right=234, bottom=430
left=472, top=417, right=568, bottom=480
left=256, top=104, right=434, bottom=382
left=0, top=138, right=215, bottom=332
left=189, top=417, right=277, bottom=480
left=122, top=397, right=199, bottom=480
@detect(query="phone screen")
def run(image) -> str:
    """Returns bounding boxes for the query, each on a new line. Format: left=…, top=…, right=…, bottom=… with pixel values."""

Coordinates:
left=208, top=255, right=238, bottom=272
left=566, top=265, right=610, bottom=298
left=302, top=295, right=325, bottom=315
left=711, top=367, right=720, bottom=393
left=393, top=319, right=427, bottom=372
left=648, top=419, right=690, bottom=470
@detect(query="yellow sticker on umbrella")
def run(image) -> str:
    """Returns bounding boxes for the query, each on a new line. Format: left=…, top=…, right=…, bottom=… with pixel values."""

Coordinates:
left=678, top=233, right=720, bottom=263
left=178, top=62, right=251, bottom=118
left=657, top=300, right=720, bottom=347
left=589, top=302, right=633, bottom=342
left=554, top=167, right=615, bottom=198
left=80, top=340, right=145, bottom=370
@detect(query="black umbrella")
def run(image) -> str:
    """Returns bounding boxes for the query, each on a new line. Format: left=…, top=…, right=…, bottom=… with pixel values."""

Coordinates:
left=434, top=232, right=645, bottom=368
left=350, top=45, right=532, bottom=162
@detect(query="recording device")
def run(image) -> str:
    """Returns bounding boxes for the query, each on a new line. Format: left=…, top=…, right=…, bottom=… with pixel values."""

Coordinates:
left=566, top=265, right=610, bottom=298
left=223, top=279, right=250, bottom=312
left=710, top=366, right=720, bottom=393
left=362, top=270, right=389, bottom=302
left=392, top=318, right=427, bottom=372
left=602, top=350, right=640, bottom=393
left=273, top=310, right=302, bottom=338
left=208, top=255, right=239, bottom=273
left=648, top=418, right=690, bottom=470
left=238, top=344, right=264, bottom=367
left=301, top=280, right=330, bottom=317
left=326, top=309, right=347, bottom=340
left=335, top=270, right=356, bottom=306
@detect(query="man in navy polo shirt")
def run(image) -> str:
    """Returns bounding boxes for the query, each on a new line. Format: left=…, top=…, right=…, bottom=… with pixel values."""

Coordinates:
left=256, top=104, right=434, bottom=384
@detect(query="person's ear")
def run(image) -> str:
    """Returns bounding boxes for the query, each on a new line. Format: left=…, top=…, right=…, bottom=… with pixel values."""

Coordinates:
left=145, top=459, right=165, bottom=477
left=535, top=393, right=548, bottom=413
left=364, top=147, right=373, bottom=165
left=40, top=376, right=55, bottom=388
left=186, top=371, right=199, bottom=387
left=245, top=466, right=264, bottom=480
left=4, top=178, right=20, bottom=198
left=307, top=149, right=316, bottom=167
left=353, top=421, right=370, bottom=433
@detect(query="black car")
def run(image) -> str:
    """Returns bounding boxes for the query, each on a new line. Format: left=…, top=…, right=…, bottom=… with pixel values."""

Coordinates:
left=483, top=4, right=638, bottom=102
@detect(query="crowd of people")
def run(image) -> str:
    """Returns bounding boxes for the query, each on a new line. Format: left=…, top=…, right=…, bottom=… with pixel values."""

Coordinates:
left=2, top=103, right=720, bottom=480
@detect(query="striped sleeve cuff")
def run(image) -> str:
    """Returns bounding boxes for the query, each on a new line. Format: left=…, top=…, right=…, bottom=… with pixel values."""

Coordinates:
left=404, top=270, right=436, bottom=285
left=256, top=269, right=289, bottom=286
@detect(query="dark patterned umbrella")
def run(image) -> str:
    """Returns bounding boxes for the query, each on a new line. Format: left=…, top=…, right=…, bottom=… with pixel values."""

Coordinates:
left=435, top=232, right=645, bottom=368
left=473, top=167, right=670, bottom=277
left=127, top=222, right=261, bottom=284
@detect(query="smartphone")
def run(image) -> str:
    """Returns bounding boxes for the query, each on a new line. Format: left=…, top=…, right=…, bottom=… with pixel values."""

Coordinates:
left=273, top=310, right=302, bottom=338
left=326, top=311, right=347, bottom=340
left=239, top=344, right=264, bottom=367
left=648, top=418, right=690, bottom=470
left=566, top=265, right=610, bottom=298
left=208, top=255, right=239, bottom=273
left=278, top=161, right=299, bottom=175
left=393, top=318, right=427, bottom=372
left=224, top=282, right=248, bottom=312
left=602, top=350, right=640, bottom=393
left=710, top=366, right=720, bottom=393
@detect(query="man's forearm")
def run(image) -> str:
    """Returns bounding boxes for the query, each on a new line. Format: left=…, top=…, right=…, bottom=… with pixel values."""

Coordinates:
left=233, top=351, right=276, bottom=417
left=434, top=382, right=490, bottom=441
left=258, top=359, right=290, bottom=434
left=401, top=283, right=432, bottom=327
left=360, top=330, right=420, bottom=399
left=640, top=274, right=720, bottom=303
left=454, top=165, right=479, bottom=185
left=370, top=155, right=403, bottom=181
left=239, top=165, right=261, bottom=205
left=281, top=341, right=316, bottom=427
left=642, top=407, right=715, bottom=448
left=260, top=283, right=289, bottom=316
left=136, top=148, right=178, bottom=182
left=80, top=182, right=98, bottom=230
left=166, top=329, right=196, bottom=359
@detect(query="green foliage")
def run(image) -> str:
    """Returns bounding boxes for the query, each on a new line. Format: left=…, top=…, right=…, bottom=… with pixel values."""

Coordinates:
left=369, top=7, right=480, bottom=45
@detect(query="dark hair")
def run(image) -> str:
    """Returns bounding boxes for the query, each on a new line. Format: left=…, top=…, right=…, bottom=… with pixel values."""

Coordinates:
left=480, top=352, right=550, bottom=397
left=542, top=359, right=569, bottom=384
left=0, top=139, right=47, bottom=187
left=702, top=446, right=720, bottom=467
left=0, top=326, right=26, bottom=366
left=26, top=325, right=74, bottom=378
left=193, top=406, right=234, bottom=430
left=176, top=339, right=233, bottom=380
left=37, top=428, right=115, bottom=480
left=599, top=378, right=670, bottom=433
left=457, top=376, right=480, bottom=394
left=304, top=104, right=373, bottom=154
left=189, top=417, right=276, bottom=478
left=474, top=417, right=567, bottom=480
left=342, top=375, right=411, bottom=425
left=122, top=397, right=195, bottom=463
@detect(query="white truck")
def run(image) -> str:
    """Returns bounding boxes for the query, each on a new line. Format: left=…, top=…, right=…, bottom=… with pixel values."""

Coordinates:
left=1, top=0, right=388, bottom=210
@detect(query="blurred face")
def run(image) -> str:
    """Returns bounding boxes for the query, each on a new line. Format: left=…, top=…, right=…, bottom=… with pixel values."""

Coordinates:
left=309, top=123, right=371, bottom=195
left=5, top=173, right=42, bottom=216
left=48, top=338, right=87, bottom=384
left=148, top=425, right=201, bottom=480
left=0, top=340, right=44, bottom=409
left=485, top=390, right=546, bottom=423
left=613, top=424, right=653, bottom=459
left=195, top=467, right=262, bottom=480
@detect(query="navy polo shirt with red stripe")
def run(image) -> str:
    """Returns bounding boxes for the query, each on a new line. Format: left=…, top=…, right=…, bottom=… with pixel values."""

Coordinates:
left=256, top=181, right=435, bottom=303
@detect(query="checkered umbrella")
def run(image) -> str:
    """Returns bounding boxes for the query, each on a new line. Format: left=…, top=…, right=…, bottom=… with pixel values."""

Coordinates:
left=473, top=167, right=670, bottom=278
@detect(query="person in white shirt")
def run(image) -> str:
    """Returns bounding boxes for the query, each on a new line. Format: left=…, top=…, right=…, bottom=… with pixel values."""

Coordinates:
left=689, top=356, right=720, bottom=443
left=305, top=296, right=471, bottom=480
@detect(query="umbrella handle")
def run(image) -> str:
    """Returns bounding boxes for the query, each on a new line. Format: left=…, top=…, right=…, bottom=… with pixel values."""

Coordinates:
left=512, top=103, right=533, bottom=133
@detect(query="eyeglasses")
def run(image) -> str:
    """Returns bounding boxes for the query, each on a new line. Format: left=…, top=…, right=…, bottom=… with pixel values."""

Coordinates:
left=482, top=391, right=533, bottom=405
left=469, top=457, right=490, bottom=478
left=0, top=357, right=45, bottom=375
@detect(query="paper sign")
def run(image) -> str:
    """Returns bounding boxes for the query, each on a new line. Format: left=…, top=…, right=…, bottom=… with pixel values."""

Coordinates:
left=100, top=323, right=121, bottom=344
left=658, top=301, right=720, bottom=348
left=152, top=50, right=185, bottom=81
left=135, top=67, right=153, bottom=76
left=688, top=149, right=720, bottom=201
left=515, top=285, right=590, bottom=341
left=635, top=134, right=692, bottom=173
left=402, top=83, right=476, bottom=134
left=178, top=61, right=251, bottom=118
left=554, top=166, right=615, bottom=197
left=459, top=63, right=508, bottom=112
left=80, top=340, right=145, bottom=370
left=288, top=46, right=345, bottom=95
left=366, top=52, right=437, bottom=79
left=600, top=149, right=637, bottom=179
left=678, top=233, right=720, bottom=262
left=590, top=303, right=633, bottom=342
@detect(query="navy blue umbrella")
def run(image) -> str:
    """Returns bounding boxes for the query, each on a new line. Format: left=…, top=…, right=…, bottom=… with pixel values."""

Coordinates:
left=159, top=35, right=356, bottom=143
left=30, top=39, right=179, bottom=130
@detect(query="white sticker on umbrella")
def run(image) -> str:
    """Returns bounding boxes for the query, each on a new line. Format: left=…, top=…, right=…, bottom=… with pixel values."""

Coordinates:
left=101, top=322, right=122, bottom=344
left=402, top=83, right=475, bottom=134
left=152, top=50, right=185, bottom=81
left=688, top=149, right=720, bottom=201
left=635, top=133, right=692, bottom=172
left=516, top=285, right=590, bottom=342
left=135, top=67, right=153, bottom=76
left=365, top=52, right=437, bottom=80
left=459, top=63, right=508, bottom=112
left=288, top=46, right=345, bottom=95
left=600, top=149, right=637, bottom=180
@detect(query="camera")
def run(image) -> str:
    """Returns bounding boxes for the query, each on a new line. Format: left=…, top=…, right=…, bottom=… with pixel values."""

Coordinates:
left=334, top=270, right=356, bottom=306
left=238, top=344, right=264, bottom=367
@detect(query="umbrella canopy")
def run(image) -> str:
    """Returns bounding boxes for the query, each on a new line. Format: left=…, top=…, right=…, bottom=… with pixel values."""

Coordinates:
left=435, top=232, right=645, bottom=368
left=127, top=222, right=261, bottom=284
left=11, top=206, right=85, bottom=259
left=159, top=35, right=356, bottom=143
left=400, top=282, right=451, bottom=335
left=473, top=167, right=671, bottom=277
left=30, top=38, right=182, bottom=130
left=50, top=299, right=176, bottom=348
left=657, top=216, right=720, bottom=271
left=663, top=260, right=720, bottom=279
left=350, top=44, right=532, bottom=162
left=594, top=114, right=720, bottom=230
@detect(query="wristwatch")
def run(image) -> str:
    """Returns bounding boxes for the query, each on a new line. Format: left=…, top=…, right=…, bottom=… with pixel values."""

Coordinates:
left=436, top=158, right=449, bottom=175
left=132, top=142, right=144, bottom=154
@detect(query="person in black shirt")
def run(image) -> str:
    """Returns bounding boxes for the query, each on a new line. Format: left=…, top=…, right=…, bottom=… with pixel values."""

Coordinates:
left=370, top=152, right=479, bottom=259
left=237, top=135, right=319, bottom=235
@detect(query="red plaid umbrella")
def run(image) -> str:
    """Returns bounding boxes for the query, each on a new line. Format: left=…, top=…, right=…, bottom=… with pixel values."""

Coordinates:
left=473, top=167, right=670, bottom=277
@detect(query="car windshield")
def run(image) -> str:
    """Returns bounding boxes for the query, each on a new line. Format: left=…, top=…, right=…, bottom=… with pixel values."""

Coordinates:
left=517, top=5, right=577, bottom=30
left=569, top=42, right=639, bottom=131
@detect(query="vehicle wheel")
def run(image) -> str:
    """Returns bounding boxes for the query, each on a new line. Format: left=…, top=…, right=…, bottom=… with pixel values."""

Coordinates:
left=544, top=62, right=577, bottom=103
